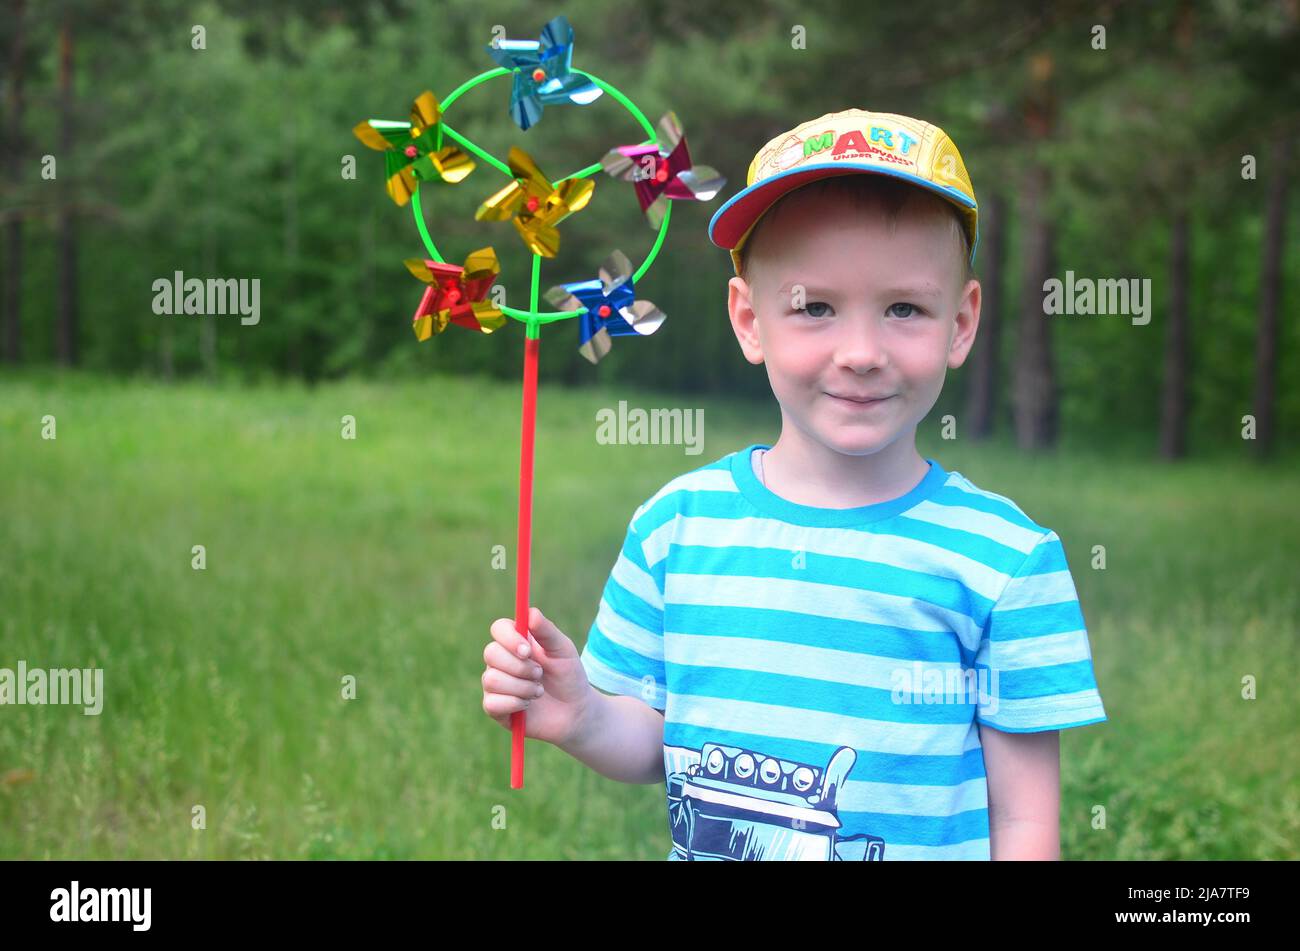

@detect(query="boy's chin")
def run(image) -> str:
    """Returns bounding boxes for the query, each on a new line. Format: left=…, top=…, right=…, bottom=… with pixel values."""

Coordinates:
left=812, top=424, right=900, bottom=458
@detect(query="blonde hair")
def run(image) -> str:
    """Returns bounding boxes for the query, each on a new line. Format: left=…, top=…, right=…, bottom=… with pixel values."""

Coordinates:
left=737, top=175, right=974, bottom=290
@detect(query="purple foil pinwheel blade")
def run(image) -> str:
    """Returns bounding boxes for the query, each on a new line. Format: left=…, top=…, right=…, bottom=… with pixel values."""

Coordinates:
left=601, top=144, right=658, bottom=182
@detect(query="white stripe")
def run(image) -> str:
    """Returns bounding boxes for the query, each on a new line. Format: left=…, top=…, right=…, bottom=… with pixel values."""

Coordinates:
left=667, top=632, right=966, bottom=693
left=905, top=497, right=1044, bottom=555
left=985, top=628, right=1094, bottom=670
left=663, top=514, right=1011, bottom=601
left=840, top=777, right=988, bottom=817
left=978, top=690, right=1105, bottom=727
left=594, top=596, right=664, bottom=660
left=671, top=693, right=974, bottom=756
left=640, top=513, right=679, bottom=567
left=636, top=467, right=737, bottom=522
left=996, top=567, right=1078, bottom=611
left=580, top=649, right=665, bottom=709
left=610, top=548, right=663, bottom=610
left=668, top=573, right=984, bottom=650
left=946, top=473, right=1032, bottom=517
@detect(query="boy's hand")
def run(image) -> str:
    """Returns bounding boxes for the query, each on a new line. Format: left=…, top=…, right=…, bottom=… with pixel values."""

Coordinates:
left=482, top=606, right=596, bottom=747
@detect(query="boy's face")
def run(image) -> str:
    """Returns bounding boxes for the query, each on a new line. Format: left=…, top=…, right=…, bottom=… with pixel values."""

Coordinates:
left=727, top=187, right=980, bottom=461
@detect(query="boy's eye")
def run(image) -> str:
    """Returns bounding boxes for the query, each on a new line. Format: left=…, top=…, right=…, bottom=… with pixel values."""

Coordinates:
left=888, top=302, right=920, bottom=318
left=803, top=301, right=833, bottom=318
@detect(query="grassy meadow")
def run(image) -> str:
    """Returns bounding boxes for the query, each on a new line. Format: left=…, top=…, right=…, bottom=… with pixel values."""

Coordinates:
left=1, top=371, right=1297, bottom=859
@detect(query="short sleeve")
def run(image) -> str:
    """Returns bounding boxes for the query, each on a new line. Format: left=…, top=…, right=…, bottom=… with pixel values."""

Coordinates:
left=579, top=506, right=667, bottom=710
left=974, top=530, right=1106, bottom=732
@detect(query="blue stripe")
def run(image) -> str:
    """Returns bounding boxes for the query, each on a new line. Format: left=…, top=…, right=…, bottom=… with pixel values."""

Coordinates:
left=666, top=544, right=991, bottom=617
left=666, top=670, right=979, bottom=724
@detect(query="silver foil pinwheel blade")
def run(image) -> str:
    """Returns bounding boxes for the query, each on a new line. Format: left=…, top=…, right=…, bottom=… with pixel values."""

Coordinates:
left=597, top=250, right=635, bottom=295
left=621, top=299, right=667, bottom=336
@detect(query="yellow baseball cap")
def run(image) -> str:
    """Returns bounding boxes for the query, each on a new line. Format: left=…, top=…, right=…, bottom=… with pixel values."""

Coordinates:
left=708, top=108, right=978, bottom=276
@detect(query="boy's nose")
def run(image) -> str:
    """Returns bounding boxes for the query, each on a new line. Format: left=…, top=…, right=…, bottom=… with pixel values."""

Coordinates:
left=832, top=314, right=890, bottom=372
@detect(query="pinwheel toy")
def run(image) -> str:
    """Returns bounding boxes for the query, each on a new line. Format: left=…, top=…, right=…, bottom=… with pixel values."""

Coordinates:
left=353, top=91, right=476, bottom=206
left=352, top=15, right=724, bottom=789
left=545, top=250, right=666, bottom=364
left=486, top=15, right=603, bottom=131
left=404, top=247, right=506, bottom=339
left=475, top=146, right=595, bottom=258
left=602, top=111, right=727, bottom=228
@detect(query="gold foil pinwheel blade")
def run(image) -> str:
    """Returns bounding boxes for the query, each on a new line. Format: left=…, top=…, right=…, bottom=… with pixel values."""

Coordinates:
left=471, top=302, right=508, bottom=333
left=433, top=146, right=476, bottom=184
left=476, top=180, right=524, bottom=221
left=555, top=177, right=595, bottom=215
left=515, top=218, right=561, bottom=258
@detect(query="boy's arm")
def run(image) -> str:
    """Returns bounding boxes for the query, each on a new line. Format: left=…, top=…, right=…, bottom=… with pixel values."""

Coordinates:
left=980, top=724, right=1061, bottom=860
left=557, top=689, right=666, bottom=785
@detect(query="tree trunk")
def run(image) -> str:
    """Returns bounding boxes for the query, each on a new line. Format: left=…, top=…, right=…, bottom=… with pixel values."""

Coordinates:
left=1159, top=0, right=1194, bottom=461
left=965, top=190, right=1005, bottom=440
left=284, top=112, right=301, bottom=377
left=3, top=0, right=27, bottom=364
left=160, top=321, right=174, bottom=379
left=201, top=204, right=217, bottom=377
left=56, top=14, right=79, bottom=366
left=1159, top=208, right=1190, bottom=459
left=1013, top=52, right=1058, bottom=451
left=1251, top=132, right=1290, bottom=460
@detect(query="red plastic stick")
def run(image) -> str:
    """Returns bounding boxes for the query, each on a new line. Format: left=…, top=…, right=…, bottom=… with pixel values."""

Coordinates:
left=510, top=333, right=540, bottom=789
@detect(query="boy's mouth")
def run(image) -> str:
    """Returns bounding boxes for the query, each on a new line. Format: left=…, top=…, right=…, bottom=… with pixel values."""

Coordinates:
left=825, top=391, right=894, bottom=406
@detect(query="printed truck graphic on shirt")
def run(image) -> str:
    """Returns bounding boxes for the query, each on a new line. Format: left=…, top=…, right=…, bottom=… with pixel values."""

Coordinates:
left=665, top=742, right=885, bottom=860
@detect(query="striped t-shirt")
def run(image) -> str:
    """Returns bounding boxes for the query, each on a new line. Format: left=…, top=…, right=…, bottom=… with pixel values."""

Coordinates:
left=579, top=443, right=1106, bottom=861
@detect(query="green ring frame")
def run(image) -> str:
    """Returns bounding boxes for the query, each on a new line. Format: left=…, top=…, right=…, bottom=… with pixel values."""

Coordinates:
left=409, top=67, right=672, bottom=340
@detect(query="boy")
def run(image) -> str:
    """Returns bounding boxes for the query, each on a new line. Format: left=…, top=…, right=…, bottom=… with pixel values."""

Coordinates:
left=482, top=109, right=1106, bottom=860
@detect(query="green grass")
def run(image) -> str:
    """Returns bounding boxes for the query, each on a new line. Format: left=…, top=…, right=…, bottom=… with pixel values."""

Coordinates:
left=1, top=371, right=1296, bottom=859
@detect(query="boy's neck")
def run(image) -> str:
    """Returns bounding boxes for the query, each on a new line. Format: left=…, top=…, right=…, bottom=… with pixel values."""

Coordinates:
left=761, top=426, right=930, bottom=509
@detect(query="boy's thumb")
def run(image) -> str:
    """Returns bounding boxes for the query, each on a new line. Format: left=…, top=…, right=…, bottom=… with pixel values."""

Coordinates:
left=527, top=607, right=570, bottom=654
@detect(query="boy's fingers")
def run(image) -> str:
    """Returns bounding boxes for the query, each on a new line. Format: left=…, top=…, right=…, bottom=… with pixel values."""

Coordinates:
left=489, top=616, right=532, bottom=659
left=482, top=667, right=545, bottom=699
left=483, top=640, right=542, bottom=681
left=483, top=691, right=531, bottom=719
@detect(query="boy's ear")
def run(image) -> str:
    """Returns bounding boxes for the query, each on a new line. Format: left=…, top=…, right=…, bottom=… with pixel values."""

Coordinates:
left=946, top=278, right=982, bottom=369
left=728, top=276, right=765, bottom=365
